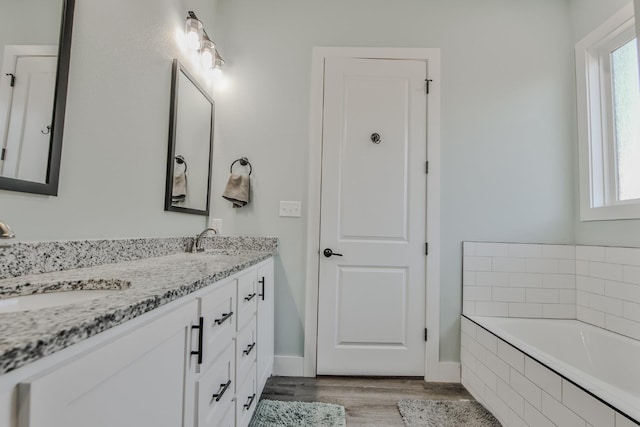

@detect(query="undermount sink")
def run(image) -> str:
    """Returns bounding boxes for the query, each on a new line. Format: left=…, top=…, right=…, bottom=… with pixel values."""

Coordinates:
left=0, top=279, right=130, bottom=314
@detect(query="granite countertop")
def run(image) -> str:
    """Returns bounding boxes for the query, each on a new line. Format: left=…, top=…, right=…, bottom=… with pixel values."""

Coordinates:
left=0, top=249, right=275, bottom=376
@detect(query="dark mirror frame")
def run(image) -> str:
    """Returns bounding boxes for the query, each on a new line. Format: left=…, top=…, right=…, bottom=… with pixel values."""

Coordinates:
left=164, top=59, right=214, bottom=216
left=0, top=0, right=74, bottom=196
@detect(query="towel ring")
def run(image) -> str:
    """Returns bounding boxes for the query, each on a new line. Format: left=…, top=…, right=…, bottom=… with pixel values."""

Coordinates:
left=175, top=155, right=187, bottom=173
left=230, top=157, right=252, bottom=175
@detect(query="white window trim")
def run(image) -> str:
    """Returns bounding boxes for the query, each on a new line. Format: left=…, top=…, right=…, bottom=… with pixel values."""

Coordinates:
left=576, top=4, right=640, bottom=221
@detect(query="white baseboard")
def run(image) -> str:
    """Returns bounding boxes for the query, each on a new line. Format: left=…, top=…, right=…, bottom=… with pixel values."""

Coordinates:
left=437, top=362, right=461, bottom=383
left=274, top=356, right=459, bottom=381
left=273, top=355, right=304, bottom=377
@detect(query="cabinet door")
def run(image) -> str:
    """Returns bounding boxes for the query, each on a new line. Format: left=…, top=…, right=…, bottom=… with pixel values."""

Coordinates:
left=236, top=315, right=257, bottom=388
left=256, top=259, right=274, bottom=395
left=18, top=300, right=198, bottom=427
left=200, top=279, right=237, bottom=371
left=237, top=270, right=258, bottom=330
left=236, top=363, right=257, bottom=427
left=218, top=404, right=235, bottom=427
left=196, top=345, right=235, bottom=427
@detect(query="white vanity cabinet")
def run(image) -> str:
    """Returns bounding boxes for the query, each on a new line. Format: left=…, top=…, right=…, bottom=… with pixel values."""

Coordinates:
left=191, top=259, right=274, bottom=427
left=2, top=257, right=274, bottom=427
left=18, top=299, right=198, bottom=427
left=191, top=276, right=239, bottom=427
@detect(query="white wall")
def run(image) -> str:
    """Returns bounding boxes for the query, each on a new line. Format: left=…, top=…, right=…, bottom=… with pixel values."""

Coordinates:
left=211, top=0, right=576, bottom=361
left=569, top=0, right=640, bottom=248
left=569, top=0, right=633, bottom=43
left=0, top=0, right=218, bottom=241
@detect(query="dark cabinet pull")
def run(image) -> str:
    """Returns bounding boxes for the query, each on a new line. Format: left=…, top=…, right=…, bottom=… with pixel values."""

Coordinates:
left=258, top=277, right=265, bottom=301
left=243, top=393, right=256, bottom=410
left=243, top=342, right=256, bottom=356
left=191, top=317, right=204, bottom=364
left=244, top=293, right=257, bottom=302
left=214, top=311, right=233, bottom=326
left=212, top=380, right=232, bottom=402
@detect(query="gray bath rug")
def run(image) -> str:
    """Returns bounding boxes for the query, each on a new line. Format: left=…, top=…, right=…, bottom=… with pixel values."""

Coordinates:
left=397, top=399, right=502, bottom=427
left=249, top=399, right=346, bottom=427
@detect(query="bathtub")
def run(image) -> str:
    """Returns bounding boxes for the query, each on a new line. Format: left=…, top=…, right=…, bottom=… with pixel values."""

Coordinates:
left=461, top=315, right=640, bottom=426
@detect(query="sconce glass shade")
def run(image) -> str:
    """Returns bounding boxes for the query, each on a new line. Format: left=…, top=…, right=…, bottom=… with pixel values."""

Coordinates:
left=212, top=68, right=224, bottom=81
left=212, top=63, right=224, bottom=80
left=212, top=54, right=225, bottom=80
left=185, top=15, right=203, bottom=50
left=200, top=38, right=216, bottom=68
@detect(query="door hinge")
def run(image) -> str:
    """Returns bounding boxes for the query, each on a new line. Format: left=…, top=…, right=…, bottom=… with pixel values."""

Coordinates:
left=5, top=73, right=15, bottom=87
left=426, top=161, right=429, bottom=174
left=424, top=328, right=428, bottom=341
left=0, top=148, right=5, bottom=161
left=425, top=79, right=433, bottom=94
left=425, top=242, right=428, bottom=255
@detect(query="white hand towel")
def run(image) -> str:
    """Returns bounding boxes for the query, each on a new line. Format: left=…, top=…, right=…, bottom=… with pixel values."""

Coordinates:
left=222, top=173, right=250, bottom=208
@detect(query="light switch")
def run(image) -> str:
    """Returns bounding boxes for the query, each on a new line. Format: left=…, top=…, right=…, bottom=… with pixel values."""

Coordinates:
left=279, top=201, right=302, bottom=217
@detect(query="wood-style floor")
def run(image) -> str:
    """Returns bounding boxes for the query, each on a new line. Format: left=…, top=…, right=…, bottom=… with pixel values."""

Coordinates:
left=260, top=376, right=473, bottom=426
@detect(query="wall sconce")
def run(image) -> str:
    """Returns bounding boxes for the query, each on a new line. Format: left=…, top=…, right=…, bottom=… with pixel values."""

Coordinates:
left=185, top=11, right=225, bottom=77
left=212, top=50, right=225, bottom=80
left=185, top=12, right=203, bottom=50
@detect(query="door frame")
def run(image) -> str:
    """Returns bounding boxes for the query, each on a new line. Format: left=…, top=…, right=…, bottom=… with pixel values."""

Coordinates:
left=303, top=47, right=443, bottom=381
left=0, top=45, right=58, bottom=173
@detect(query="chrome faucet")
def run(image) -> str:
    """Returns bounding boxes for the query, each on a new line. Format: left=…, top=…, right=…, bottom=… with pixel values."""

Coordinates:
left=191, top=227, right=218, bottom=253
left=0, top=220, right=15, bottom=248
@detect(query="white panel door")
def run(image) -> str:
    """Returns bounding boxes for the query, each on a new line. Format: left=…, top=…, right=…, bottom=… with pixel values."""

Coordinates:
left=317, top=57, right=427, bottom=375
left=2, top=55, right=57, bottom=182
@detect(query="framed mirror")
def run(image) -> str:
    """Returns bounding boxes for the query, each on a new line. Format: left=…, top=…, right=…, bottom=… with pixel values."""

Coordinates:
left=165, top=59, right=214, bottom=216
left=0, top=0, right=75, bottom=196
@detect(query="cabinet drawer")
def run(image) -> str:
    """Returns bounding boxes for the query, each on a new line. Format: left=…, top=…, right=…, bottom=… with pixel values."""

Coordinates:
left=237, top=270, right=257, bottom=330
left=217, top=403, right=235, bottom=427
left=236, top=316, right=257, bottom=387
left=236, top=363, right=258, bottom=427
left=200, top=280, right=236, bottom=368
left=196, top=345, right=235, bottom=427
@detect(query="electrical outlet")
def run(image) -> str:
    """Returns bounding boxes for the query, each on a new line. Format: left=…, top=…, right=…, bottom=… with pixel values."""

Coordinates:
left=279, top=201, right=302, bottom=217
left=208, top=218, right=222, bottom=234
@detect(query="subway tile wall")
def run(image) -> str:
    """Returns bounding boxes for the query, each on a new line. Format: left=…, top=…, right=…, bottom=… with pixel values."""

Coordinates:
left=463, top=242, right=640, bottom=341
left=463, top=242, right=576, bottom=319
left=461, top=317, right=634, bottom=427
left=576, top=246, right=640, bottom=341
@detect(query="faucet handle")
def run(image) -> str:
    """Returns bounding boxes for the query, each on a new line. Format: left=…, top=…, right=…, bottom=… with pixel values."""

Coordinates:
left=0, top=221, right=15, bottom=239
left=186, top=237, right=196, bottom=253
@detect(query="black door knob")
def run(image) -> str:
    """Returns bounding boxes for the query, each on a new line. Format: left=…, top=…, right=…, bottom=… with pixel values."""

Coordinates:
left=323, top=248, right=343, bottom=258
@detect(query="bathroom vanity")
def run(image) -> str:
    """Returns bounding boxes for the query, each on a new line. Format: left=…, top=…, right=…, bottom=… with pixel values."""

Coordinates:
left=0, top=237, right=276, bottom=427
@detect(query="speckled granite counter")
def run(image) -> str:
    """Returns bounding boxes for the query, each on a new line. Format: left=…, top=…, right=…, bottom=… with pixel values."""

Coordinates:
left=0, top=248, right=275, bottom=375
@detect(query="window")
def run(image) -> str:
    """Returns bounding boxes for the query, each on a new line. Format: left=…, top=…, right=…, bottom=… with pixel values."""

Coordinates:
left=611, top=38, right=640, bottom=202
left=576, top=4, right=640, bottom=220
